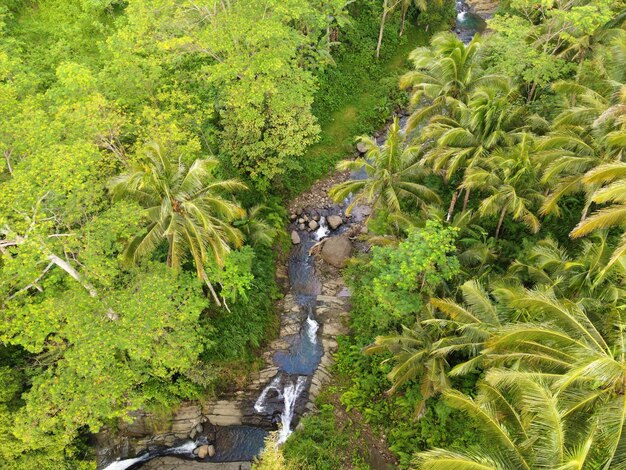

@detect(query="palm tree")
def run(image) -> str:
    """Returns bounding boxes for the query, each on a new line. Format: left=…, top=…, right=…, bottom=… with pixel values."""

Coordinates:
left=233, top=205, right=277, bottom=247
left=365, top=318, right=450, bottom=418
left=109, top=142, right=246, bottom=305
left=462, top=134, right=544, bottom=239
left=365, top=280, right=506, bottom=415
left=414, top=373, right=620, bottom=469
left=329, top=117, right=440, bottom=222
left=537, top=79, right=626, bottom=218
left=506, top=234, right=626, bottom=303
left=570, top=162, right=626, bottom=265
left=400, top=32, right=509, bottom=132
left=421, top=86, right=527, bottom=221
left=480, top=288, right=626, bottom=468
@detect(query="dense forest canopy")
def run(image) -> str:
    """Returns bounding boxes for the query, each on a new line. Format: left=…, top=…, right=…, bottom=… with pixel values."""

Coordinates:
left=1, top=0, right=625, bottom=468
left=0, top=0, right=354, bottom=466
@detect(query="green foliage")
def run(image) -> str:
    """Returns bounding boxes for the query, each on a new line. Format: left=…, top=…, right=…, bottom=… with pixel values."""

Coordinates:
left=368, top=220, right=459, bottom=319
left=282, top=404, right=352, bottom=469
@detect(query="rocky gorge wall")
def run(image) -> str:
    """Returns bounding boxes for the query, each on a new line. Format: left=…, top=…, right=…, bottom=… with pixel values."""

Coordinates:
left=466, top=0, right=499, bottom=17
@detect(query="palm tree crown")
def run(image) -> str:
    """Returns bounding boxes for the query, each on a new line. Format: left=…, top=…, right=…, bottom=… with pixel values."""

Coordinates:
left=329, top=117, right=440, bottom=221
left=109, top=142, right=247, bottom=304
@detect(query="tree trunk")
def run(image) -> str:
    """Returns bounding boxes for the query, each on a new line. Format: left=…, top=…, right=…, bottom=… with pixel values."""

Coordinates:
left=495, top=206, right=507, bottom=240
left=205, top=279, right=223, bottom=307
left=462, top=188, right=471, bottom=212
left=400, top=6, right=407, bottom=36
left=527, top=82, right=538, bottom=103
left=47, top=253, right=99, bottom=298
left=446, top=191, right=458, bottom=222
left=4, top=149, right=13, bottom=175
left=376, top=0, right=389, bottom=59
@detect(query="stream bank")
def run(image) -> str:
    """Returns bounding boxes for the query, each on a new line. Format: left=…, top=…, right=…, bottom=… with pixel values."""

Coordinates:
left=97, top=187, right=362, bottom=469
left=96, top=2, right=493, bottom=467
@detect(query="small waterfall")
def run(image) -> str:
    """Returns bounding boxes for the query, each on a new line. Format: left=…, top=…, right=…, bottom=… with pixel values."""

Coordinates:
left=103, top=441, right=196, bottom=470
left=305, top=315, right=319, bottom=344
left=277, top=376, right=308, bottom=444
left=314, top=216, right=330, bottom=240
left=254, top=375, right=283, bottom=413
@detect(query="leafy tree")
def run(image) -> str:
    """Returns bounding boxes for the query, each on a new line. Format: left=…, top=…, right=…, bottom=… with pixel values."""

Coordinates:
left=401, top=32, right=509, bottom=131
left=109, top=142, right=246, bottom=305
left=192, top=0, right=324, bottom=189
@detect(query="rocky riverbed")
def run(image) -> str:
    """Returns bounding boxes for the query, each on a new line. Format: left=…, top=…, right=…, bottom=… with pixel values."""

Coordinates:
left=97, top=170, right=367, bottom=469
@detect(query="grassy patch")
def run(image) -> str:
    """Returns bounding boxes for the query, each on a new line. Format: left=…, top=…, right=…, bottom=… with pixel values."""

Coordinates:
left=279, top=20, right=429, bottom=197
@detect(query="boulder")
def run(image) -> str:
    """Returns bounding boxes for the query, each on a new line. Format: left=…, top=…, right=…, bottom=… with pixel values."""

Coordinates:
left=327, top=215, right=343, bottom=230
left=208, top=444, right=216, bottom=458
left=196, top=444, right=209, bottom=459
left=308, top=220, right=319, bottom=231
left=356, top=142, right=367, bottom=154
left=321, top=236, right=352, bottom=268
left=291, top=230, right=301, bottom=245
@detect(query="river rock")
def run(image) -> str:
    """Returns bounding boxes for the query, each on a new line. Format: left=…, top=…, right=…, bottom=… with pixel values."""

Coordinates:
left=356, top=141, right=367, bottom=154
left=298, top=223, right=305, bottom=230
left=308, top=220, right=319, bottom=231
left=207, top=444, right=216, bottom=458
left=298, top=218, right=304, bottom=224
left=196, top=444, right=209, bottom=458
left=327, top=215, right=343, bottom=230
left=291, top=230, right=301, bottom=245
left=321, top=236, right=352, bottom=268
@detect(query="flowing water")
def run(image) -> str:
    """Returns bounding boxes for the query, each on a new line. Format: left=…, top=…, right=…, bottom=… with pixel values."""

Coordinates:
left=455, top=0, right=487, bottom=43
left=101, top=8, right=486, bottom=468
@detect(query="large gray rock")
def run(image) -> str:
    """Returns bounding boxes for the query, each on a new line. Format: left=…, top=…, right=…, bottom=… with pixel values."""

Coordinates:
left=356, top=141, right=367, bottom=154
left=291, top=230, right=301, bottom=244
left=308, top=220, right=319, bottom=231
left=321, top=236, right=352, bottom=268
left=327, top=215, right=343, bottom=230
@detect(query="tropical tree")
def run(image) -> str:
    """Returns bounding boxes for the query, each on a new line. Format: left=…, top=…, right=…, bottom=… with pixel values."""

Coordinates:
left=414, top=373, right=621, bottom=469
left=328, top=117, right=440, bottom=223
left=400, top=32, right=509, bottom=132
left=233, top=205, right=277, bottom=247
left=506, top=233, right=626, bottom=302
left=109, top=142, right=246, bottom=305
left=463, top=134, right=544, bottom=239
left=537, top=76, right=626, bottom=218
left=365, top=280, right=506, bottom=415
left=421, top=87, right=528, bottom=221
left=570, top=161, right=626, bottom=264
